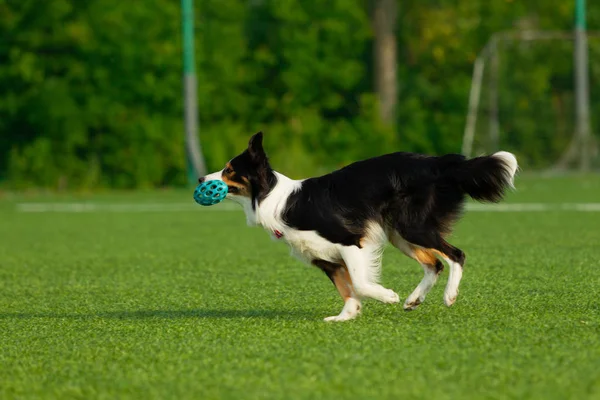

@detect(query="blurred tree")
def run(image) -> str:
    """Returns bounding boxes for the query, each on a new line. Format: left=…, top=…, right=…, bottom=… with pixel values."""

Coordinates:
left=0, top=0, right=598, bottom=189
left=372, top=0, right=398, bottom=128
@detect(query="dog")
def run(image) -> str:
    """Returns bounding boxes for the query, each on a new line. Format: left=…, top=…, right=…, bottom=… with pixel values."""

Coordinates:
left=199, top=132, right=518, bottom=321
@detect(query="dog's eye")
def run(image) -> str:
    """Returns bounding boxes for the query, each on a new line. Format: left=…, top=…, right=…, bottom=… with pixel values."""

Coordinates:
left=224, top=167, right=232, bottom=174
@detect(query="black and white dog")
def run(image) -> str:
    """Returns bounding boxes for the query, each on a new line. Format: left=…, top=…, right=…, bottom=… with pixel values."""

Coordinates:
left=199, top=132, right=518, bottom=322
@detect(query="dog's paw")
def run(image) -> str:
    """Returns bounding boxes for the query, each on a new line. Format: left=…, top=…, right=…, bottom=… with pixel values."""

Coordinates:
left=382, top=289, right=400, bottom=304
left=324, top=314, right=356, bottom=322
left=403, top=297, right=422, bottom=311
left=324, top=298, right=361, bottom=322
left=443, top=292, right=458, bottom=307
left=443, top=296, right=457, bottom=307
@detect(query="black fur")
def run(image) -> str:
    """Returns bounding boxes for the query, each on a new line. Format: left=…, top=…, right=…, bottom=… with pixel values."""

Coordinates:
left=282, top=151, right=513, bottom=263
left=228, top=132, right=278, bottom=206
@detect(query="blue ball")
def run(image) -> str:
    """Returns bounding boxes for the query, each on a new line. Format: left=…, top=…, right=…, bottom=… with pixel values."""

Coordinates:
left=193, top=180, right=229, bottom=206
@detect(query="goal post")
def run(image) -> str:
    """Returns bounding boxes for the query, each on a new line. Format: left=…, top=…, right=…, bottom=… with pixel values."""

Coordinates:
left=181, top=0, right=207, bottom=186
left=462, top=29, right=599, bottom=171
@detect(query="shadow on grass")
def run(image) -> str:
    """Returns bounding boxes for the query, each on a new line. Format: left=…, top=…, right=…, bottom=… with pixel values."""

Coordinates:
left=0, top=309, right=318, bottom=320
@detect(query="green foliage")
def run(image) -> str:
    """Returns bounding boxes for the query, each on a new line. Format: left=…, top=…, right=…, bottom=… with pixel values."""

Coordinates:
left=0, top=0, right=599, bottom=188
left=0, top=0, right=185, bottom=188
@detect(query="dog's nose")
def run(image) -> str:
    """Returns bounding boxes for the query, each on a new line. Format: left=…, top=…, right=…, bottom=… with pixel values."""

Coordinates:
left=198, top=177, right=206, bottom=184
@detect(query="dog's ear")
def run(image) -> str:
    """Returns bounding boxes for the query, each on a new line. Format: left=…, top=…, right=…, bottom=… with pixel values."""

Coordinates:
left=246, top=131, right=276, bottom=203
left=248, top=131, right=265, bottom=161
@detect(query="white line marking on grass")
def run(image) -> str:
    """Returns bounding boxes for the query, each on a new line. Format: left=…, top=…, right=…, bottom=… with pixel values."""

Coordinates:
left=467, top=203, right=600, bottom=212
left=14, top=202, right=600, bottom=213
left=16, top=202, right=239, bottom=213
left=564, top=203, right=600, bottom=211
left=467, top=203, right=552, bottom=212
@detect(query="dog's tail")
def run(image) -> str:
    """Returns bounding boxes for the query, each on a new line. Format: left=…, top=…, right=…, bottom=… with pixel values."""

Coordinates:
left=440, top=151, right=518, bottom=203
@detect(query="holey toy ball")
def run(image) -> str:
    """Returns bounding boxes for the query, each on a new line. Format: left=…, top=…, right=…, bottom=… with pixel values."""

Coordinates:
left=193, top=180, right=228, bottom=206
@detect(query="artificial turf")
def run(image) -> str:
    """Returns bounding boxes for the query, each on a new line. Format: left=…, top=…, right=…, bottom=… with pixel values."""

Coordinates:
left=0, top=176, right=599, bottom=399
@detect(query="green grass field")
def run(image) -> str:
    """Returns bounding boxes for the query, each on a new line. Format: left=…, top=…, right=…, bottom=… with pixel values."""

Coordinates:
left=1, top=175, right=599, bottom=399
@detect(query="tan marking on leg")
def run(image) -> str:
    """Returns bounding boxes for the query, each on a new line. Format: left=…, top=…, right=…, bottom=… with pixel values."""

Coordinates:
left=399, top=243, right=444, bottom=310
left=432, top=249, right=450, bottom=261
left=409, top=245, right=438, bottom=266
left=314, top=260, right=362, bottom=321
left=330, top=263, right=356, bottom=300
left=313, top=260, right=356, bottom=301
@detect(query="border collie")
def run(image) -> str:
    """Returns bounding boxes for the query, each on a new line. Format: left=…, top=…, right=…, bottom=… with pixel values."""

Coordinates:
left=199, top=132, right=518, bottom=322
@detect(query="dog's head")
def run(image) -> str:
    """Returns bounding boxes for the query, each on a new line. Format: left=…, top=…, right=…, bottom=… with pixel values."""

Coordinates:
left=199, top=132, right=277, bottom=208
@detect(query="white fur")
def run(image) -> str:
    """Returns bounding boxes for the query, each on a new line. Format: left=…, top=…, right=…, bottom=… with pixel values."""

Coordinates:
left=362, top=221, right=388, bottom=283
left=285, top=230, right=342, bottom=264
left=324, top=297, right=361, bottom=322
left=203, top=169, right=224, bottom=182
left=493, top=151, right=519, bottom=188
left=404, top=266, right=439, bottom=310
left=339, top=245, right=399, bottom=304
left=235, top=196, right=257, bottom=226
left=442, top=256, right=462, bottom=307
left=253, top=172, right=302, bottom=237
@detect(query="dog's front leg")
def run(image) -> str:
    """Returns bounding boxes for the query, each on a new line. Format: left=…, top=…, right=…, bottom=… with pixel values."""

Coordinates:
left=339, top=245, right=400, bottom=305
left=314, top=260, right=362, bottom=322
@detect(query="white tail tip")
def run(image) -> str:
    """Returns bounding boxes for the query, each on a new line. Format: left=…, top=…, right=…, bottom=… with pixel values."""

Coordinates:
left=493, top=151, right=518, bottom=188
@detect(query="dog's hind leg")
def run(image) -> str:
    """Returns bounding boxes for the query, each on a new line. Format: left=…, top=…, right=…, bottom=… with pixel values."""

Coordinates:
left=314, top=260, right=362, bottom=322
left=395, top=227, right=466, bottom=307
left=390, top=233, right=443, bottom=310
left=436, top=241, right=465, bottom=307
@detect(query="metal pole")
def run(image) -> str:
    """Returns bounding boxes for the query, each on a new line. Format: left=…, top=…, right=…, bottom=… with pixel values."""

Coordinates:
left=182, top=0, right=206, bottom=185
left=462, top=56, right=485, bottom=158
left=574, top=0, right=591, bottom=171
left=489, top=38, right=500, bottom=152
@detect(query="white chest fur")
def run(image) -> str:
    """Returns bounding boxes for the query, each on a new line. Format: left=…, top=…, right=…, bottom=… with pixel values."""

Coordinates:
left=276, top=229, right=342, bottom=264
left=251, top=172, right=342, bottom=265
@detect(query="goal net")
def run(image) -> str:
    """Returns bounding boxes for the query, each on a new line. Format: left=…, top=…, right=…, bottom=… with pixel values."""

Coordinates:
left=462, top=31, right=600, bottom=171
